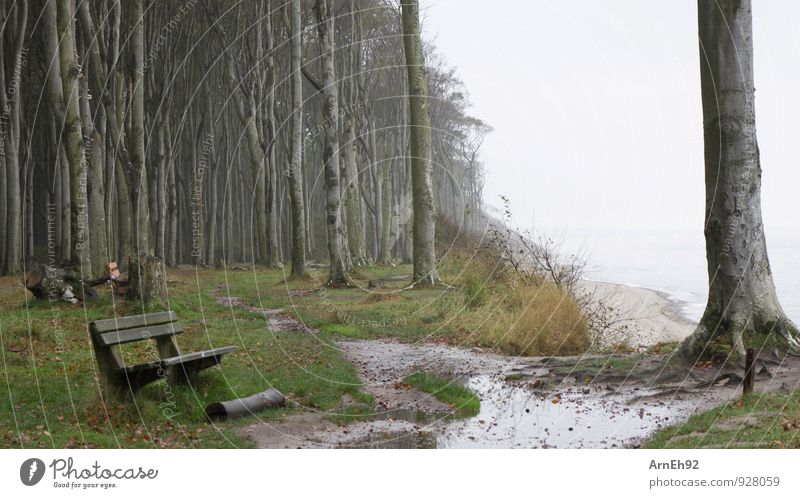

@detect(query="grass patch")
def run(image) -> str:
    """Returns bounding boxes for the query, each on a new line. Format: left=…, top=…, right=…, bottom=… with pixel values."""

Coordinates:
left=0, top=269, right=368, bottom=449
left=318, top=323, right=364, bottom=338
left=404, top=371, right=480, bottom=418
left=644, top=341, right=679, bottom=355
left=645, top=391, right=800, bottom=449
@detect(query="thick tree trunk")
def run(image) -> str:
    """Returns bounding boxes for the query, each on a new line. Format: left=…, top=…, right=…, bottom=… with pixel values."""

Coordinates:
left=288, top=0, right=307, bottom=277
left=244, top=98, right=267, bottom=264
left=266, top=0, right=280, bottom=267
left=681, top=0, right=800, bottom=360
left=1, top=0, right=27, bottom=275
left=126, top=254, right=166, bottom=307
left=54, top=0, right=91, bottom=271
left=78, top=75, right=108, bottom=277
left=128, top=0, right=151, bottom=256
left=315, top=0, right=349, bottom=286
left=401, top=0, right=439, bottom=285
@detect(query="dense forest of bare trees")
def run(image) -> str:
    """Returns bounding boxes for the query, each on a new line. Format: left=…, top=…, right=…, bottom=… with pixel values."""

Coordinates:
left=0, top=0, right=489, bottom=282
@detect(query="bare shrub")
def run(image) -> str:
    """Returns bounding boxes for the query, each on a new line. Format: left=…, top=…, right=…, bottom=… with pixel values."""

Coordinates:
left=486, top=198, right=631, bottom=350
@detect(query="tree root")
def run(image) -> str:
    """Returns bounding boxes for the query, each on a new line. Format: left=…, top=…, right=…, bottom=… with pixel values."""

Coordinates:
left=776, top=320, right=800, bottom=356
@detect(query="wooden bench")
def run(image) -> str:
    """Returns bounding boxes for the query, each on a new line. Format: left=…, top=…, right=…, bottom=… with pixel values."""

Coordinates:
left=89, top=311, right=236, bottom=398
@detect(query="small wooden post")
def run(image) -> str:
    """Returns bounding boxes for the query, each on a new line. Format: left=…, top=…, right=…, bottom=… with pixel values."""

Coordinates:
left=743, top=347, right=755, bottom=395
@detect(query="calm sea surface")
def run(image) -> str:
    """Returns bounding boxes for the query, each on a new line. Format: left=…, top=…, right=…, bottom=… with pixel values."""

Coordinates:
left=564, top=226, right=800, bottom=323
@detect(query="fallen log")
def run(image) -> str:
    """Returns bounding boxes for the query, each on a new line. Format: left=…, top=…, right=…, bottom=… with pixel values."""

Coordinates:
left=204, top=388, right=285, bottom=421
left=24, top=265, right=100, bottom=302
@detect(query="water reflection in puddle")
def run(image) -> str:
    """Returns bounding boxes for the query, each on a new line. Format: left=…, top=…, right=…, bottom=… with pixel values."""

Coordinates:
left=334, top=375, right=699, bottom=449
left=438, top=375, right=684, bottom=448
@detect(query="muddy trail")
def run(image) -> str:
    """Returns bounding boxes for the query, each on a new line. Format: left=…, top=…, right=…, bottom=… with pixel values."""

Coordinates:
left=211, top=286, right=800, bottom=448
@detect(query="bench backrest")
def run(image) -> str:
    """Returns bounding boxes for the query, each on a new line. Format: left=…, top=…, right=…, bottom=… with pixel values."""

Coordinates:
left=90, top=311, right=182, bottom=347
left=89, top=311, right=182, bottom=389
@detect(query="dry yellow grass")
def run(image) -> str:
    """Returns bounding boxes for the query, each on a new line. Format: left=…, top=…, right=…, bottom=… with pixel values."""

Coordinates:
left=481, top=282, right=588, bottom=356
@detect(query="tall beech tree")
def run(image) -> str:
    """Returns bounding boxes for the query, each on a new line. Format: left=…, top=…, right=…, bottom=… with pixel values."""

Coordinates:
left=0, top=0, right=28, bottom=275
left=681, top=0, right=800, bottom=359
left=401, top=0, right=439, bottom=285
left=314, top=0, right=348, bottom=286
left=52, top=0, right=91, bottom=271
left=288, top=0, right=307, bottom=277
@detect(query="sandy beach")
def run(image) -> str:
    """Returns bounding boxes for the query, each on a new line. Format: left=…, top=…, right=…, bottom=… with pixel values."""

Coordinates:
left=578, top=280, right=698, bottom=349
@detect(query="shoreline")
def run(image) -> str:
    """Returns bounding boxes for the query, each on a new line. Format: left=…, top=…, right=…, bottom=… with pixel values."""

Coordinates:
left=586, top=277, right=701, bottom=322
left=578, top=279, right=698, bottom=349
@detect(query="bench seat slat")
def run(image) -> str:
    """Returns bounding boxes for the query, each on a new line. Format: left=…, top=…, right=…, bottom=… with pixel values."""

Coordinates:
left=116, top=346, right=237, bottom=374
left=90, top=311, right=177, bottom=333
left=96, top=323, right=184, bottom=347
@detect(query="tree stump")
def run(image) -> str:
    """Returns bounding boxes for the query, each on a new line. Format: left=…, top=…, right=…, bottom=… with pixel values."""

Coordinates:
left=126, top=255, right=167, bottom=306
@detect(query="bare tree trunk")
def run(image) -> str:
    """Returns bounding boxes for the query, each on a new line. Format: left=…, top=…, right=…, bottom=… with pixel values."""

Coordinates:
left=205, top=134, right=218, bottom=264
left=167, top=145, right=177, bottom=267
left=155, top=122, right=168, bottom=260
left=314, top=0, right=349, bottom=286
left=126, top=254, right=166, bottom=307
left=50, top=0, right=90, bottom=271
left=191, top=114, right=206, bottom=265
left=681, top=0, right=800, bottom=360
left=24, top=149, right=34, bottom=262
left=128, top=0, right=151, bottom=257
left=379, top=148, right=392, bottom=264
left=288, top=0, right=307, bottom=277
left=401, top=0, right=439, bottom=285
left=0, top=0, right=27, bottom=274
left=342, top=116, right=367, bottom=266
left=266, top=0, right=280, bottom=267
left=57, top=151, right=70, bottom=265
left=78, top=74, right=108, bottom=276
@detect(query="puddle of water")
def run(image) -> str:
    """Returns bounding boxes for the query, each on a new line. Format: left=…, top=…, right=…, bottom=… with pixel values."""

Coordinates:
left=319, top=376, right=691, bottom=449
left=335, top=429, right=438, bottom=449
left=437, top=375, right=687, bottom=448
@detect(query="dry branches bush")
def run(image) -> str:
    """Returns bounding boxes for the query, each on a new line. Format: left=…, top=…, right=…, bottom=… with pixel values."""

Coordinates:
left=437, top=210, right=623, bottom=356
left=458, top=200, right=631, bottom=354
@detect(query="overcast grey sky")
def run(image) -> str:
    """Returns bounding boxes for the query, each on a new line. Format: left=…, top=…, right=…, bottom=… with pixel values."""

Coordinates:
left=423, top=0, right=800, bottom=234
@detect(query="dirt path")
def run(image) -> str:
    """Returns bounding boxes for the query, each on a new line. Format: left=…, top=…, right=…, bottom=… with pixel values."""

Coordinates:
left=213, top=287, right=800, bottom=448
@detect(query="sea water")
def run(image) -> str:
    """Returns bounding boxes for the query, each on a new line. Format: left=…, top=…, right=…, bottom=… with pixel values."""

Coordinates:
left=565, top=226, right=800, bottom=323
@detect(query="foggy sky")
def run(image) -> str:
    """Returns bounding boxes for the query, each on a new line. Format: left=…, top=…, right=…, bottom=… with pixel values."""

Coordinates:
left=424, top=0, right=800, bottom=235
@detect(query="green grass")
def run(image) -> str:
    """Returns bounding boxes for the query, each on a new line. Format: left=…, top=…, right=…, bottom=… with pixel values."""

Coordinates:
left=317, top=323, right=364, bottom=338
left=645, top=391, right=800, bottom=449
left=0, top=268, right=368, bottom=448
left=404, top=371, right=480, bottom=418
